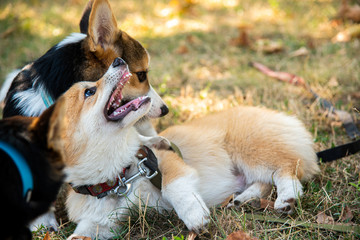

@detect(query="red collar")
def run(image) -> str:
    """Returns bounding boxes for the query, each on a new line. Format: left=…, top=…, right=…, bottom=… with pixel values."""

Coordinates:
left=70, top=146, right=161, bottom=199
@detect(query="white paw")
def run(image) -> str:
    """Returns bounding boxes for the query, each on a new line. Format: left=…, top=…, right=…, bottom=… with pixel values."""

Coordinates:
left=67, top=234, right=91, bottom=240
left=274, top=197, right=295, bottom=214
left=29, top=211, right=58, bottom=232
left=179, top=196, right=210, bottom=233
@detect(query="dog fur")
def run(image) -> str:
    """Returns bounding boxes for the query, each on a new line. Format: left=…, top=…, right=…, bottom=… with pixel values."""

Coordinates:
left=0, top=97, right=66, bottom=240
left=58, top=59, right=319, bottom=239
left=0, top=0, right=167, bottom=137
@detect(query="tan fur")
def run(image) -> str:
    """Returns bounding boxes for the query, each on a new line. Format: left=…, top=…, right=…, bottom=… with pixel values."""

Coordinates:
left=159, top=106, right=319, bottom=211
left=161, top=106, right=319, bottom=182
left=154, top=149, right=189, bottom=186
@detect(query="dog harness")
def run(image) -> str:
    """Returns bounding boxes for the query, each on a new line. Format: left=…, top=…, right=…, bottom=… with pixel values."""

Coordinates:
left=71, top=146, right=161, bottom=199
left=0, top=141, right=33, bottom=202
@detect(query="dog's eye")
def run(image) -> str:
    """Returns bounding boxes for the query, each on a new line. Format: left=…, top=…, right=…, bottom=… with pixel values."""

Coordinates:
left=136, top=71, right=147, bottom=83
left=84, top=87, right=96, bottom=99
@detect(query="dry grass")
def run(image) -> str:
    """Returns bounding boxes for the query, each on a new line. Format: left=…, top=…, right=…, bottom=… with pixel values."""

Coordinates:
left=1, top=0, right=359, bottom=239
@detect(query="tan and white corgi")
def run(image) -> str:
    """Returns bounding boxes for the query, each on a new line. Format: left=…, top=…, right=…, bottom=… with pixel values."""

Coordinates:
left=59, top=59, right=319, bottom=239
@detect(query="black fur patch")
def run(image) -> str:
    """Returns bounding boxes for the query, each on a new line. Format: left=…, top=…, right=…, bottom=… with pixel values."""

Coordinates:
left=0, top=113, right=64, bottom=239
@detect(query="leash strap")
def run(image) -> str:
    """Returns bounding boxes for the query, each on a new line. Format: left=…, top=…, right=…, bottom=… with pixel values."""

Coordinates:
left=317, top=139, right=360, bottom=163
left=169, top=141, right=183, bottom=159
left=137, top=146, right=162, bottom=190
left=0, top=141, right=33, bottom=201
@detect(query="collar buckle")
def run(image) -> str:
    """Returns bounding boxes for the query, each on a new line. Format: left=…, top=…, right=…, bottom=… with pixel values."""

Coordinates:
left=110, top=157, right=158, bottom=197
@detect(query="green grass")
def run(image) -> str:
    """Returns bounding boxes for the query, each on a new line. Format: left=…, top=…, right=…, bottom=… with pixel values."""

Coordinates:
left=1, top=0, right=360, bottom=239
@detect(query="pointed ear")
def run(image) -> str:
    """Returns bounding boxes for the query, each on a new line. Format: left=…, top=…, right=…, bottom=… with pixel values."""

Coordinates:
left=88, top=0, right=118, bottom=52
left=79, top=0, right=94, bottom=34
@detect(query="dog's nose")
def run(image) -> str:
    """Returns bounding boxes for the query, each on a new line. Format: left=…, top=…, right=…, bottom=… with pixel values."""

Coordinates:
left=160, top=105, right=169, bottom=117
left=112, top=58, right=126, bottom=67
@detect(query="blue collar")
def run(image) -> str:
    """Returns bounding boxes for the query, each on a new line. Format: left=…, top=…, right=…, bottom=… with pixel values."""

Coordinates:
left=41, top=91, right=54, bottom=108
left=0, top=141, right=33, bottom=202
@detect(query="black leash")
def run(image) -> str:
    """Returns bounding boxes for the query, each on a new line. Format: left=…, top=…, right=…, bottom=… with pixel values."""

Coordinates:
left=317, top=139, right=360, bottom=163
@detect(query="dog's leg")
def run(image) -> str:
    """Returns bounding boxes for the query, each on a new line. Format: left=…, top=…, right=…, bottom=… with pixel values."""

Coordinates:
left=156, top=150, right=210, bottom=233
left=272, top=172, right=303, bottom=214
left=230, top=182, right=272, bottom=208
left=29, top=209, right=58, bottom=232
left=138, top=134, right=171, bottom=149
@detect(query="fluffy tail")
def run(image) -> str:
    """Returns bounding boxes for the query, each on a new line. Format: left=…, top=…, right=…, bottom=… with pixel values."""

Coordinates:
left=0, top=69, right=20, bottom=103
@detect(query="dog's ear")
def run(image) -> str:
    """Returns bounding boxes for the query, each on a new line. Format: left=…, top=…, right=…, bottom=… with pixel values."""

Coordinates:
left=88, top=0, right=118, bottom=52
left=79, top=0, right=94, bottom=34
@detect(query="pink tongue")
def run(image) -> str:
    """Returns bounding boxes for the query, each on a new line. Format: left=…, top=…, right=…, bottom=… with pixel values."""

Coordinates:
left=108, top=96, right=150, bottom=120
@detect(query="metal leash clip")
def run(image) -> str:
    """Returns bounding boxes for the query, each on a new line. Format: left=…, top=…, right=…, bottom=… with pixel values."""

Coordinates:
left=110, top=158, right=158, bottom=197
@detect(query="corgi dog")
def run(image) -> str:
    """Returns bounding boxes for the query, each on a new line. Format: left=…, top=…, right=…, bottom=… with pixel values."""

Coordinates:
left=54, top=58, right=172, bottom=239
left=0, top=0, right=168, bottom=137
left=58, top=58, right=319, bottom=239
left=0, top=95, right=66, bottom=239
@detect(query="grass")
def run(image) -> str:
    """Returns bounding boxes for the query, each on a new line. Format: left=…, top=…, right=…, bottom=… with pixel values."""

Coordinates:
left=1, top=0, right=360, bottom=239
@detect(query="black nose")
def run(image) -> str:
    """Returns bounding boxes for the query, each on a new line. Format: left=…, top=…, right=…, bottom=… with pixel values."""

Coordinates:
left=160, top=105, right=169, bottom=117
left=112, top=57, right=126, bottom=67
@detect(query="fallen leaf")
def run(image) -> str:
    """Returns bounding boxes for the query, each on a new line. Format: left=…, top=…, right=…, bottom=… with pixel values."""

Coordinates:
left=220, top=194, right=234, bottom=208
left=339, top=206, right=354, bottom=223
left=260, top=199, right=275, bottom=210
left=336, top=0, right=360, bottom=23
left=289, top=47, right=309, bottom=58
left=42, top=232, right=51, bottom=240
left=350, top=92, right=360, bottom=99
left=175, top=44, right=189, bottom=54
left=255, top=39, right=284, bottom=54
left=230, top=30, right=250, bottom=47
left=226, top=230, right=259, bottom=240
left=316, top=212, right=334, bottom=225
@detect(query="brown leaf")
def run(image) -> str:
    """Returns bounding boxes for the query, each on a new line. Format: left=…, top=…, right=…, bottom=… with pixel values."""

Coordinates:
left=70, top=237, right=92, bottom=240
left=260, top=199, right=275, bottom=210
left=340, top=206, right=354, bottom=222
left=42, top=232, right=51, bottom=240
left=226, top=230, right=259, bottom=240
left=220, top=194, right=234, bottom=208
left=175, top=44, right=189, bottom=54
left=337, top=0, right=360, bottom=23
left=316, top=212, right=334, bottom=224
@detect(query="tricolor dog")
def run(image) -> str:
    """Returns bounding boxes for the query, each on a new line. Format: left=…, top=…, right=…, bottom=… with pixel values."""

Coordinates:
left=0, top=96, right=66, bottom=239
left=59, top=58, right=319, bottom=239
left=0, top=0, right=168, bottom=137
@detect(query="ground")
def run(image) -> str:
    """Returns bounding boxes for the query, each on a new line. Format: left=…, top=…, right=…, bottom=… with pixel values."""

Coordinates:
left=0, top=0, right=359, bottom=239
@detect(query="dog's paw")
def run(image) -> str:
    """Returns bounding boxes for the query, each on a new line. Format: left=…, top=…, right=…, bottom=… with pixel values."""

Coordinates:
left=29, top=211, right=59, bottom=232
left=274, top=198, right=295, bottom=214
left=181, top=204, right=210, bottom=233
left=67, top=234, right=91, bottom=240
left=139, top=135, right=171, bottom=150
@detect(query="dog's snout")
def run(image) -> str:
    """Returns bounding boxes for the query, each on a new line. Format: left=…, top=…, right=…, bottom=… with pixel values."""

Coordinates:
left=112, top=58, right=126, bottom=67
left=160, top=105, right=169, bottom=117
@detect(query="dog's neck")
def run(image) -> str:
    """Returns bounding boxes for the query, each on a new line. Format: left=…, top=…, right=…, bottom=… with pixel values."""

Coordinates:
left=64, top=126, right=142, bottom=186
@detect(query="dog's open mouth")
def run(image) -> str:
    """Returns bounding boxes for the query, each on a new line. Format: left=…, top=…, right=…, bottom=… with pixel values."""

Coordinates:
left=104, top=70, right=150, bottom=121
